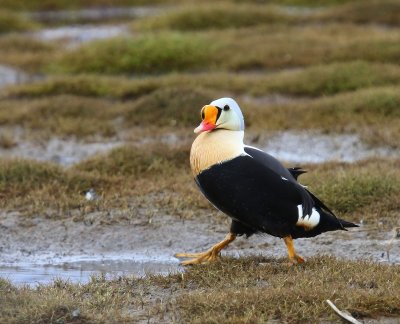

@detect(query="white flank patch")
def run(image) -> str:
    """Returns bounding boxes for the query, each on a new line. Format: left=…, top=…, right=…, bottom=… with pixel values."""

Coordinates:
left=296, top=205, right=320, bottom=228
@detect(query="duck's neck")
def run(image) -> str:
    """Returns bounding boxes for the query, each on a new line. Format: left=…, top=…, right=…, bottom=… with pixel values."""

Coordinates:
left=190, top=130, right=245, bottom=176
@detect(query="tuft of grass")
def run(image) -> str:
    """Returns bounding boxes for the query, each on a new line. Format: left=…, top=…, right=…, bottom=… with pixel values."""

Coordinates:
left=136, top=3, right=297, bottom=31
left=49, top=24, right=400, bottom=74
left=319, top=0, right=400, bottom=26
left=0, top=86, right=215, bottom=138
left=249, top=86, right=400, bottom=148
left=217, top=24, right=400, bottom=70
left=0, top=275, right=135, bottom=323
left=302, top=159, right=400, bottom=226
left=1, top=74, right=161, bottom=99
left=0, top=95, right=122, bottom=138
left=0, top=35, right=57, bottom=72
left=0, top=132, right=17, bottom=149
left=254, top=61, right=400, bottom=96
left=174, top=256, right=400, bottom=322
left=6, top=61, right=400, bottom=100
left=50, top=33, right=216, bottom=75
left=123, top=86, right=217, bottom=127
left=0, top=157, right=108, bottom=215
left=74, top=144, right=189, bottom=178
left=0, top=159, right=63, bottom=189
left=0, top=10, right=39, bottom=33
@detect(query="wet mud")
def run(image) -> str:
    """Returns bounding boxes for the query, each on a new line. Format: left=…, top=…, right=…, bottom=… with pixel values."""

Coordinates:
left=262, top=131, right=400, bottom=163
left=0, top=137, right=122, bottom=166
left=0, top=210, right=398, bottom=286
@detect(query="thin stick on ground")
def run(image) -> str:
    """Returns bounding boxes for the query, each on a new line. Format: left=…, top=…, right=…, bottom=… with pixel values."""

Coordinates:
left=326, top=300, right=362, bottom=324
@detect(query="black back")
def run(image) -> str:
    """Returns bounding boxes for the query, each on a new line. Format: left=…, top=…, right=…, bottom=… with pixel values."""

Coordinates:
left=195, top=149, right=356, bottom=239
left=244, top=146, right=314, bottom=216
left=197, top=155, right=308, bottom=238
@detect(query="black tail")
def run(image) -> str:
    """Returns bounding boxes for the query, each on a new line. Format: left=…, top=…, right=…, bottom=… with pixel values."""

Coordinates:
left=338, top=218, right=359, bottom=229
left=287, top=167, right=307, bottom=180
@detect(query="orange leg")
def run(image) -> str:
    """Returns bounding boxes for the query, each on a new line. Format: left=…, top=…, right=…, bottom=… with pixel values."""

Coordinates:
left=175, top=233, right=236, bottom=265
left=283, top=235, right=305, bottom=264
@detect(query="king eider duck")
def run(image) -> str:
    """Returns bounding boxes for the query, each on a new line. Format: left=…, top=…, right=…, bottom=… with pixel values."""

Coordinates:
left=176, top=97, right=358, bottom=265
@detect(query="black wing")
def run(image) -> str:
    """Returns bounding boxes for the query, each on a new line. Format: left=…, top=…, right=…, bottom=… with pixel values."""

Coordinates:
left=196, top=155, right=313, bottom=237
left=244, top=146, right=314, bottom=216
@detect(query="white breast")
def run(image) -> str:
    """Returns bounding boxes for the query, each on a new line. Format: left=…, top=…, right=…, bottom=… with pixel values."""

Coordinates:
left=190, top=130, right=245, bottom=176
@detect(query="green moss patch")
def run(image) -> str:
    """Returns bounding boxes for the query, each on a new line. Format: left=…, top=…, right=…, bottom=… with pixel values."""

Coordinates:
left=0, top=10, right=39, bottom=33
left=51, top=33, right=216, bottom=75
left=137, top=4, right=297, bottom=31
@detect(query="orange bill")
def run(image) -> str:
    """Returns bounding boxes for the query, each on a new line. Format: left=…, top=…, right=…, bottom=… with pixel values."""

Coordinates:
left=194, top=105, right=219, bottom=133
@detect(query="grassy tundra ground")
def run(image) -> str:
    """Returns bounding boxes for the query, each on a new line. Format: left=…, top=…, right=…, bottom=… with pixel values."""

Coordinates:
left=0, top=0, right=400, bottom=323
left=2, top=256, right=400, bottom=323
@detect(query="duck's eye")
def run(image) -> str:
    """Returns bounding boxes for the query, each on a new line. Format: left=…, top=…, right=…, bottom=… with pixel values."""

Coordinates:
left=201, top=107, right=205, bottom=119
left=223, top=105, right=230, bottom=111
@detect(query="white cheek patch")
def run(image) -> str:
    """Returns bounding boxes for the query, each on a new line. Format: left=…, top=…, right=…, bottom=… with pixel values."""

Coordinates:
left=296, top=205, right=320, bottom=229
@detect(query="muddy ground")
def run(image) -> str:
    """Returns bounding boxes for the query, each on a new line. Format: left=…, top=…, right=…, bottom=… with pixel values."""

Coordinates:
left=1, top=204, right=398, bottom=285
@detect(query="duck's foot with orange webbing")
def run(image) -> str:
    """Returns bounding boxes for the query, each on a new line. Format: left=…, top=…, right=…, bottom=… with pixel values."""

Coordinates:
left=175, top=233, right=236, bottom=265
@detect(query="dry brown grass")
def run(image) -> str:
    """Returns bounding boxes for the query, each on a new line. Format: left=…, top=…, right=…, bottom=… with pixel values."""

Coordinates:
left=174, top=256, right=400, bottom=323
left=0, top=95, right=122, bottom=138
left=0, top=131, right=17, bottom=149
left=49, top=33, right=215, bottom=75
left=46, top=23, right=400, bottom=74
left=1, top=256, right=399, bottom=323
left=123, top=86, right=217, bottom=127
left=0, top=86, right=216, bottom=138
left=247, top=86, right=400, bottom=148
left=136, top=1, right=400, bottom=32
left=5, top=61, right=400, bottom=99
left=1, top=137, right=398, bottom=228
left=318, top=0, right=400, bottom=26
left=0, top=10, right=39, bottom=33
left=135, top=3, right=299, bottom=31
left=302, top=159, right=400, bottom=228
left=0, top=35, right=57, bottom=72
left=215, top=23, right=400, bottom=71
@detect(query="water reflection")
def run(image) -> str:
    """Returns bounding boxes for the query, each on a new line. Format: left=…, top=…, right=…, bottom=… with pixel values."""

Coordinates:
left=0, top=260, right=181, bottom=286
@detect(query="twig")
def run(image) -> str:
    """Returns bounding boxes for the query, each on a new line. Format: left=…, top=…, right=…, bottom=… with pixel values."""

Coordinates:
left=326, top=300, right=362, bottom=324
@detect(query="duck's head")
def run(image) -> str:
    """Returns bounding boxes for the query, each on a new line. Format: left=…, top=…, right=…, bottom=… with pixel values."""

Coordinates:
left=194, top=97, right=245, bottom=134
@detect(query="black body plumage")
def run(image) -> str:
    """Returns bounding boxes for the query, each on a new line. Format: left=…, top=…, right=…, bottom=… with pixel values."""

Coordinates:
left=195, top=147, right=358, bottom=239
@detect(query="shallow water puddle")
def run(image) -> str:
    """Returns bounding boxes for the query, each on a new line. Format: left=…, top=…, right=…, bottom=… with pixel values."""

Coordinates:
left=29, top=6, right=163, bottom=23
left=34, top=24, right=128, bottom=47
left=0, top=65, right=41, bottom=88
left=30, top=6, right=166, bottom=47
left=0, top=256, right=181, bottom=286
